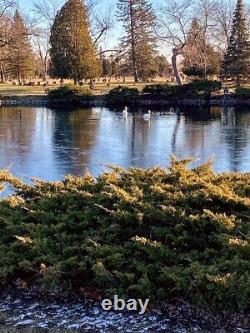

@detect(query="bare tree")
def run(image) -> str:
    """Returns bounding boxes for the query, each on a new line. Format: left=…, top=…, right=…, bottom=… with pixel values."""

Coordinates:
left=0, top=0, right=15, bottom=18
left=157, top=0, right=196, bottom=85
left=211, top=0, right=235, bottom=53
left=157, top=0, right=219, bottom=85
left=31, top=0, right=64, bottom=80
left=91, top=8, right=113, bottom=47
left=0, top=0, right=16, bottom=47
left=33, top=0, right=63, bottom=28
left=211, top=0, right=250, bottom=54
left=194, top=0, right=218, bottom=78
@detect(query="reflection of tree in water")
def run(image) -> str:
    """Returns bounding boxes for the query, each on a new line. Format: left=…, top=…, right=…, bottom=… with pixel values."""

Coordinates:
left=182, top=106, right=221, bottom=122
left=130, top=111, right=150, bottom=165
left=52, top=108, right=100, bottom=175
left=177, top=106, right=221, bottom=153
left=171, top=109, right=181, bottom=154
left=171, top=106, right=222, bottom=155
left=221, top=107, right=250, bottom=172
left=0, top=107, right=36, bottom=161
left=175, top=107, right=209, bottom=154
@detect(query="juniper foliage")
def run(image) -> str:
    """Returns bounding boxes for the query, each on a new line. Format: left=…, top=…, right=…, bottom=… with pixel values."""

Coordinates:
left=0, top=159, right=249, bottom=312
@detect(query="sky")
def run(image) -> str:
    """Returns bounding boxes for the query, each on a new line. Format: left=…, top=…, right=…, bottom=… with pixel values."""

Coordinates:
left=17, top=0, right=250, bottom=57
left=18, top=0, right=124, bottom=49
left=18, top=0, right=167, bottom=54
left=19, top=0, right=115, bottom=10
left=18, top=0, right=162, bottom=11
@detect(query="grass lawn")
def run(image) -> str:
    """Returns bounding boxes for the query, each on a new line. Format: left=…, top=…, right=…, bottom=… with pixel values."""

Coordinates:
left=0, top=81, right=168, bottom=97
left=0, top=79, right=249, bottom=97
left=0, top=85, right=47, bottom=96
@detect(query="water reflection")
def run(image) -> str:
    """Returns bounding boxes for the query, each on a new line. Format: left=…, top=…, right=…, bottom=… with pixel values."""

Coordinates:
left=221, top=107, right=250, bottom=172
left=52, top=108, right=101, bottom=175
left=0, top=105, right=250, bottom=182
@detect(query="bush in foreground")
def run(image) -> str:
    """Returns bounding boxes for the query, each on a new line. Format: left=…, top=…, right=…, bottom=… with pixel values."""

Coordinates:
left=142, top=84, right=179, bottom=99
left=46, top=85, right=93, bottom=104
left=0, top=159, right=249, bottom=312
left=107, top=86, right=140, bottom=105
left=142, top=80, right=222, bottom=100
left=235, top=87, right=250, bottom=100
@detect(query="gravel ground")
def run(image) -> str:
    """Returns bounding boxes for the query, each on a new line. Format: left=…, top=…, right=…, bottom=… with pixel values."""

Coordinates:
left=0, top=288, right=248, bottom=333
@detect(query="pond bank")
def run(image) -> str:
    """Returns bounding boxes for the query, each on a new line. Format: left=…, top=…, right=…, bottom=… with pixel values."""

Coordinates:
left=1, top=94, right=250, bottom=107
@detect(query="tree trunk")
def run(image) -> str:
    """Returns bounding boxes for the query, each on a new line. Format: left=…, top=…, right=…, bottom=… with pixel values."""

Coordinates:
left=0, top=63, right=4, bottom=83
left=172, top=49, right=182, bottom=86
left=236, top=75, right=241, bottom=88
left=129, top=0, right=139, bottom=83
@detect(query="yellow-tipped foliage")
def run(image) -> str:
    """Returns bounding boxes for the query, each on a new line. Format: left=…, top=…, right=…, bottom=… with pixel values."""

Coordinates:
left=0, top=159, right=249, bottom=312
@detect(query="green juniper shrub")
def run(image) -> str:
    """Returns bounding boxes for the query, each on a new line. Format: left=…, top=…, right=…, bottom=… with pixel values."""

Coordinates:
left=142, top=84, right=179, bottom=99
left=182, top=80, right=222, bottom=98
left=142, top=80, right=222, bottom=100
left=235, top=87, right=250, bottom=99
left=0, top=159, right=249, bottom=312
left=46, top=85, right=93, bottom=104
left=107, top=86, right=140, bottom=105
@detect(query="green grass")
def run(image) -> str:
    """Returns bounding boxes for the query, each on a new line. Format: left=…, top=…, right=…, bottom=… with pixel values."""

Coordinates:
left=0, top=78, right=249, bottom=98
left=0, top=85, right=47, bottom=96
left=0, top=81, right=170, bottom=97
left=0, top=158, right=249, bottom=313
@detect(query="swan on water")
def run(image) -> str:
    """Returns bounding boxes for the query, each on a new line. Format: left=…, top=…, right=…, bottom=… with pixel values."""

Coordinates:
left=143, top=110, right=151, bottom=121
left=123, top=106, right=128, bottom=116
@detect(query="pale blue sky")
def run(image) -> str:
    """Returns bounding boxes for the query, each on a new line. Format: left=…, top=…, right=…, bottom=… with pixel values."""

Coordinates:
left=17, top=0, right=249, bottom=56
left=18, top=0, right=161, bottom=10
left=18, top=0, right=127, bottom=48
left=19, top=0, right=116, bottom=10
left=18, top=0, right=166, bottom=52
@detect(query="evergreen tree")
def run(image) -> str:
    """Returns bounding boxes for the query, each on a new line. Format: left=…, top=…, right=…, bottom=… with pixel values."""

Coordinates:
left=155, top=55, right=169, bottom=77
left=101, top=56, right=112, bottom=77
left=8, top=10, right=35, bottom=84
left=117, top=0, right=157, bottom=82
left=222, top=0, right=250, bottom=87
left=50, top=0, right=101, bottom=84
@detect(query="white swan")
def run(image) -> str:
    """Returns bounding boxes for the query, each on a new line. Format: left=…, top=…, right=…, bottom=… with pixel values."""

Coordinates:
left=123, top=106, right=128, bottom=117
left=143, top=110, right=151, bottom=121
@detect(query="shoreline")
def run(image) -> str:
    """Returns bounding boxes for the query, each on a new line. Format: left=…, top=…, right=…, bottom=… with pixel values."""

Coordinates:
left=1, top=94, right=250, bottom=107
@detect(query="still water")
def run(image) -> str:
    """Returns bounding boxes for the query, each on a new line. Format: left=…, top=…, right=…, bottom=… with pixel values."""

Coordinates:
left=0, top=105, right=250, bottom=182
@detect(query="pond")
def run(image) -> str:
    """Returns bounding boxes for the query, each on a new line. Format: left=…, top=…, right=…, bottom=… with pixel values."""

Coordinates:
left=0, top=105, right=250, bottom=183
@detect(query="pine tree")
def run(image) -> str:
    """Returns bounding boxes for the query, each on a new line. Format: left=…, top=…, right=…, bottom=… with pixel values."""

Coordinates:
left=8, top=10, right=35, bottom=84
left=101, top=56, right=112, bottom=77
left=50, top=0, right=101, bottom=84
left=117, top=0, right=157, bottom=82
left=155, top=55, right=169, bottom=77
left=222, top=0, right=250, bottom=87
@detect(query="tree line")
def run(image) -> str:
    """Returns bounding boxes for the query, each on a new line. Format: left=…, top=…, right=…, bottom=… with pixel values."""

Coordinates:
left=0, top=0, right=249, bottom=87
